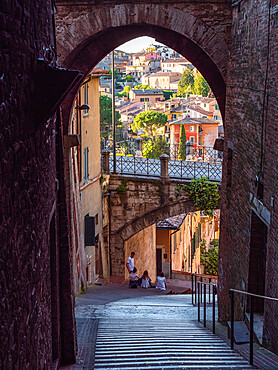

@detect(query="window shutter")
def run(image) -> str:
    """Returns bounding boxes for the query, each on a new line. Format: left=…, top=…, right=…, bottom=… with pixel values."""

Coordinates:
left=85, top=214, right=95, bottom=246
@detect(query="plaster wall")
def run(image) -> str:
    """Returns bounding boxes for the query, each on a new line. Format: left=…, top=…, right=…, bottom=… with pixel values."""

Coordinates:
left=124, top=224, right=157, bottom=281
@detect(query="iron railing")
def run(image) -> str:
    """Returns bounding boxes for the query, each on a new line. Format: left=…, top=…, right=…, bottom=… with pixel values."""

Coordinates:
left=109, top=155, right=222, bottom=182
left=168, top=160, right=222, bottom=182
left=198, top=281, right=217, bottom=334
left=191, top=273, right=218, bottom=306
left=110, top=155, right=161, bottom=177
left=229, top=289, right=278, bottom=365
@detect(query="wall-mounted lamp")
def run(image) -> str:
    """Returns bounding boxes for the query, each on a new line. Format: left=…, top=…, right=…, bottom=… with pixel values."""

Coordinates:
left=75, top=104, right=91, bottom=110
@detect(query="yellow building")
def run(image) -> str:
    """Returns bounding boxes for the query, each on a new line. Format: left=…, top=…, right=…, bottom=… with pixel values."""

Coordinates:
left=156, top=211, right=219, bottom=277
left=77, top=67, right=110, bottom=285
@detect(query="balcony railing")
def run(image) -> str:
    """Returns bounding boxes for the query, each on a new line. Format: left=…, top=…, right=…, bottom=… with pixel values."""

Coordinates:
left=102, top=151, right=222, bottom=182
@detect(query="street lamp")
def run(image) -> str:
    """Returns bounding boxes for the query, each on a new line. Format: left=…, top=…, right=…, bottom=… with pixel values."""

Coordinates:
left=75, top=104, right=91, bottom=110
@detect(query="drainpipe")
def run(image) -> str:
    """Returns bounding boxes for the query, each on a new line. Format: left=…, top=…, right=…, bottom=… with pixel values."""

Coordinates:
left=169, top=229, right=179, bottom=279
left=78, top=90, right=82, bottom=182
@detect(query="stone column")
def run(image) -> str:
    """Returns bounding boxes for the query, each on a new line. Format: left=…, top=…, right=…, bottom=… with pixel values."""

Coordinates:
left=186, top=141, right=194, bottom=159
left=135, top=136, right=143, bottom=157
left=160, top=154, right=169, bottom=180
left=102, top=149, right=110, bottom=174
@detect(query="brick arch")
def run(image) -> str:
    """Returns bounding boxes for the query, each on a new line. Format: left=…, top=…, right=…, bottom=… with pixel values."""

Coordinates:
left=55, top=2, right=231, bottom=126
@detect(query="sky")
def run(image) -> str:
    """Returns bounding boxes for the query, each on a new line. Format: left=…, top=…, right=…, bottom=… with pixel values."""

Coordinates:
left=117, top=36, right=164, bottom=53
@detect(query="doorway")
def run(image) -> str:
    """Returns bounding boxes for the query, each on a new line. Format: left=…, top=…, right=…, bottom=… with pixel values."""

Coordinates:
left=156, top=249, right=162, bottom=276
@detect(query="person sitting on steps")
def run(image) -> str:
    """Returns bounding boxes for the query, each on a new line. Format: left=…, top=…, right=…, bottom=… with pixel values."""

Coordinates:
left=141, top=270, right=152, bottom=288
left=156, top=272, right=167, bottom=291
left=129, top=267, right=142, bottom=288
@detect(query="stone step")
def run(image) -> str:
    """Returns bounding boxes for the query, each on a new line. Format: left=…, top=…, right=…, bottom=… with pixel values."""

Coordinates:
left=94, top=320, right=254, bottom=369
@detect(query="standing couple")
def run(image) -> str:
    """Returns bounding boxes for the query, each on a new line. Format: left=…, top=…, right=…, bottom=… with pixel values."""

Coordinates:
left=126, top=252, right=166, bottom=290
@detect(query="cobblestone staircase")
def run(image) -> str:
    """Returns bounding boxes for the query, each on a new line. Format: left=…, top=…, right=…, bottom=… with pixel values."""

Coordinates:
left=94, top=319, right=254, bottom=369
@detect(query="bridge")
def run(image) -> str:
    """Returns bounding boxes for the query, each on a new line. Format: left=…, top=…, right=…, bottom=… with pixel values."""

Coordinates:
left=102, top=149, right=221, bottom=276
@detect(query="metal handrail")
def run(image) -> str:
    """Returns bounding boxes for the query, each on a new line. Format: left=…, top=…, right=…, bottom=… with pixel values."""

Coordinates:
left=229, top=289, right=278, bottom=365
left=191, top=273, right=218, bottom=306
left=197, top=281, right=217, bottom=334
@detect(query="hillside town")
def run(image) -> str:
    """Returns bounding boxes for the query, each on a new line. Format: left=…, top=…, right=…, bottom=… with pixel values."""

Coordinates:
left=3, top=1, right=278, bottom=369
left=69, top=43, right=223, bottom=289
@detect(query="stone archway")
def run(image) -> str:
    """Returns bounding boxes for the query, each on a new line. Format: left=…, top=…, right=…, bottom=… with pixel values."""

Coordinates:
left=106, top=175, right=196, bottom=276
left=55, top=1, right=231, bottom=128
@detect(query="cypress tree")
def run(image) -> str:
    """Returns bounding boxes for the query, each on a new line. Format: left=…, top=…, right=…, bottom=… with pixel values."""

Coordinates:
left=178, top=123, right=187, bottom=160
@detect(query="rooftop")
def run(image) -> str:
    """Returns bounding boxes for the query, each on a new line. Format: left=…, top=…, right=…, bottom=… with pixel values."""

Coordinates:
left=146, top=72, right=182, bottom=78
left=170, top=115, right=218, bottom=125
left=131, top=89, right=165, bottom=96
left=162, top=58, right=189, bottom=63
left=157, top=214, right=187, bottom=230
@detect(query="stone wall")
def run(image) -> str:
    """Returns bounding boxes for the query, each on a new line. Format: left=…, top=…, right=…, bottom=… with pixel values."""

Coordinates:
left=219, top=0, right=278, bottom=354
left=107, top=175, right=194, bottom=276
left=0, top=0, right=75, bottom=367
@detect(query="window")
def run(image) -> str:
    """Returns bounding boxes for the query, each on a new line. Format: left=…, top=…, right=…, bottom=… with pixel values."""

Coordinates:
left=189, top=136, right=195, bottom=143
left=83, top=83, right=89, bottom=115
left=215, top=104, right=219, bottom=110
left=174, top=233, right=177, bottom=252
left=214, top=115, right=218, bottom=120
left=199, top=137, right=202, bottom=145
left=84, top=147, right=89, bottom=182
left=189, top=126, right=195, bottom=132
left=140, top=98, right=144, bottom=102
left=203, top=103, right=207, bottom=107
left=172, top=114, right=176, bottom=119
left=95, top=213, right=99, bottom=225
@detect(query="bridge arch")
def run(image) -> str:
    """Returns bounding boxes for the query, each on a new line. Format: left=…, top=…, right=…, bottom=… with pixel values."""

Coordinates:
left=107, top=175, right=197, bottom=276
left=55, top=2, right=231, bottom=125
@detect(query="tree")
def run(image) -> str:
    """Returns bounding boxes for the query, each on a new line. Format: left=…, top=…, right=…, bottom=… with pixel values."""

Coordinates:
left=177, top=67, right=194, bottom=96
left=134, top=84, right=151, bottom=89
left=143, top=137, right=170, bottom=159
left=124, top=75, right=135, bottom=82
left=117, top=85, right=131, bottom=98
left=200, top=239, right=219, bottom=276
left=193, top=73, right=210, bottom=97
left=100, top=95, right=121, bottom=138
left=178, top=124, right=187, bottom=160
left=132, top=110, right=167, bottom=140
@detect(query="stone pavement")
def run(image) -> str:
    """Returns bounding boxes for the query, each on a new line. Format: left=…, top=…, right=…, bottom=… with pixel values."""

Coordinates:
left=61, top=280, right=278, bottom=369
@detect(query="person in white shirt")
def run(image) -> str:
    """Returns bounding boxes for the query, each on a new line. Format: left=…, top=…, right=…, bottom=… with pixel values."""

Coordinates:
left=126, top=252, right=135, bottom=273
left=156, top=272, right=167, bottom=290
left=141, top=270, right=152, bottom=288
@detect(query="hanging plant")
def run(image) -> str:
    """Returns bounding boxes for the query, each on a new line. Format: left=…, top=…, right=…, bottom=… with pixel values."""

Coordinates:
left=186, top=177, right=220, bottom=217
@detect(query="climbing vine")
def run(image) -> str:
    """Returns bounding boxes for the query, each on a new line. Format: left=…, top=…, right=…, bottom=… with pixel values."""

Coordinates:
left=187, top=177, right=220, bottom=217
left=116, top=179, right=128, bottom=194
left=200, top=239, right=219, bottom=276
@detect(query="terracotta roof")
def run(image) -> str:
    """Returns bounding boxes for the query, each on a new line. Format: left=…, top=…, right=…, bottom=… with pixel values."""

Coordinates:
left=91, top=67, right=110, bottom=75
left=169, top=116, right=218, bottom=125
left=147, top=72, right=182, bottom=78
left=187, top=105, right=214, bottom=116
left=162, top=58, right=188, bottom=63
left=157, top=214, right=187, bottom=230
